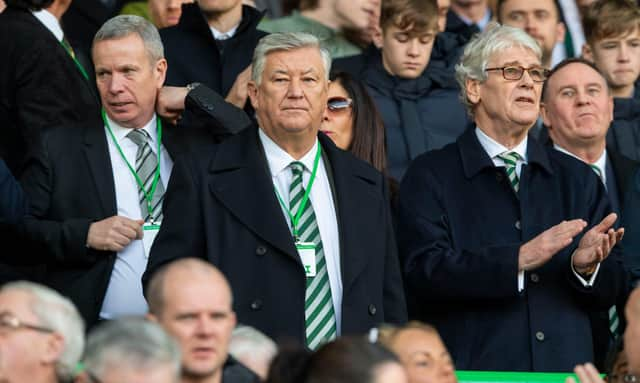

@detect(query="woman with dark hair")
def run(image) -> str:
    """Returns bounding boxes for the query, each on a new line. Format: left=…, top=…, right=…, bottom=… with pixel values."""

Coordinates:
left=321, top=71, right=387, bottom=173
left=266, top=337, right=408, bottom=383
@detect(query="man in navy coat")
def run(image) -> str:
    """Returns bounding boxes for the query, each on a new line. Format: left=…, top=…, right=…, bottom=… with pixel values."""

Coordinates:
left=398, top=24, right=626, bottom=372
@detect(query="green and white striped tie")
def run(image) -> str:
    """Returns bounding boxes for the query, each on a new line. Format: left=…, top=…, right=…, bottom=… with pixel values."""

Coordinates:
left=289, top=161, right=337, bottom=350
left=127, top=129, right=164, bottom=222
left=498, top=152, right=522, bottom=192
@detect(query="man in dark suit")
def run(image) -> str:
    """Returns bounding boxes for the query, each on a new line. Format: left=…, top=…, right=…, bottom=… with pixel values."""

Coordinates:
left=398, top=24, right=626, bottom=372
left=144, top=32, right=407, bottom=349
left=16, top=15, right=249, bottom=328
left=0, top=158, right=28, bottom=224
left=161, top=1, right=267, bottom=112
left=542, top=57, right=638, bottom=367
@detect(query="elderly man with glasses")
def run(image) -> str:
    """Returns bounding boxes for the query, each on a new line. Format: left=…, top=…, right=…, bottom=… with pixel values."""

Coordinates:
left=398, top=23, right=626, bottom=372
left=0, top=281, right=85, bottom=383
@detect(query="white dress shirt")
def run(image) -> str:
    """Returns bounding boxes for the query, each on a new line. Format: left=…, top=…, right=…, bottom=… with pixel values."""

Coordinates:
left=211, top=23, right=240, bottom=40
left=259, top=129, right=343, bottom=334
left=100, top=114, right=173, bottom=319
left=32, top=9, right=63, bottom=41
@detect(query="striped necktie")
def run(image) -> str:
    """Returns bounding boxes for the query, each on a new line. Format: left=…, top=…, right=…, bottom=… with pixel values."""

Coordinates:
left=498, top=152, right=522, bottom=192
left=589, top=163, right=619, bottom=336
left=126, top=129, right=164, bottom=222
left=289, top=161, right=337, bottom=350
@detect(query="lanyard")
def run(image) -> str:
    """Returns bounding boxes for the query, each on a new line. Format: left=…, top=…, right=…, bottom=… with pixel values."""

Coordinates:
left=102, top=109, right=162, bottom=222
left=59, top=40, right=90, bottom=81
left=273, top=142, right=322, bottom=242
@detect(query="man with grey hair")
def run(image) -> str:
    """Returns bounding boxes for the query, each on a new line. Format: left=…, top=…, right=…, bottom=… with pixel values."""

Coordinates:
left=398, top=23, right=626, bottom=371
left=18, top=14, right=250, bottom=329
left=79, top=318, right=181, bottom=383
left=0, top=281, right=84, bottom=383
left=145, top=32, right=407, bottom=350
left=229, top=326, right=278, bottom=380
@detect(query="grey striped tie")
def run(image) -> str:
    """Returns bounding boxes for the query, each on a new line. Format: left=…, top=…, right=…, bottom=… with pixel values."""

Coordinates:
left=289, top=161, right=337, bottom=350
left=127, top=129, right=164, bottom=222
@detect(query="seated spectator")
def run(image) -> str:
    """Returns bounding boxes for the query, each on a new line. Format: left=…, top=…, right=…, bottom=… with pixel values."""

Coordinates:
left=258, top=0, right=379, bottom=58
left=79, top=318, right=181, bottom=383
left=359, top=0, right=469, bottom=180
left=0, top=281, right=84, bottom=383
left=446, top=0, right=491, bottom=38
left=120, top=0, right=194, bottom=28
left=230, top=325, right=278, bottom=381
left=582, top=0, right=640, bottom=100
left=321, top=71, right=387, bottom=173
left=497, top=0, right=565, bottom=69
left=377, top=322, right=457, bottom=383
left=147, top=258, right=260, bottom=383
left=266, top=337, right=408, bottom=383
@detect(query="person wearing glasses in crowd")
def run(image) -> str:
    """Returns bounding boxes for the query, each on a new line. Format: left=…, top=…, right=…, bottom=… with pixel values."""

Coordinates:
left=0, top=281, right=85, bottom=383
left=398, top=23, right=626, bottom=371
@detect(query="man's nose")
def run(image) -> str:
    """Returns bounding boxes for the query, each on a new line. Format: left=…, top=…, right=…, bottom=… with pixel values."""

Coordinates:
left=108, top=73, right=125, bottom=94
left=287, top=78, right=304, bottom=98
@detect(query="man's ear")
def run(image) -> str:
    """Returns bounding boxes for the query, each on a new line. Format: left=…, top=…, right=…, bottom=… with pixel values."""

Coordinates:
left=555, top=22, right=566, bottom=44
left=247, top=81, right=259, bottom=110
left=540, top=102, right=551, bottom=127
left=146, top=312, right=158, bottom=323
left=155, top=58, right=168, bottom=89
left=41, top=333, right=65, bottom=365
left=582, top=43, right=594, bottom=62
left=465, top=78, right=481, bottom=105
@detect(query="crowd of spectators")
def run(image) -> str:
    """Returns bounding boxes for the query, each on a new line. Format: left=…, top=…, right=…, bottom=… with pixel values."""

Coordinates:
left=1, top=0, right=640, bottom=381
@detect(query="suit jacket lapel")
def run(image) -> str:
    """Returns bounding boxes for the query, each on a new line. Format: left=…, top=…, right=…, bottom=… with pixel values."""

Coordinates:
left=83, top=116, right=117, bottom=216
left=208, top=128, right=299, bottom=261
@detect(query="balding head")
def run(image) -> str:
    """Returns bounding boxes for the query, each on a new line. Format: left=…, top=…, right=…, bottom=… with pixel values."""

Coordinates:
left=625, top=287, right=640, bottom=374
left=147, top=258, right=232, bottom=316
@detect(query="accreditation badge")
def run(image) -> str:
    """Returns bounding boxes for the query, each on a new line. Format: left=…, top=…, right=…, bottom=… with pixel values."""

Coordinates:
left=142, top=221, right=161, bottom=258
left=296, top=242, right=317, bottom=277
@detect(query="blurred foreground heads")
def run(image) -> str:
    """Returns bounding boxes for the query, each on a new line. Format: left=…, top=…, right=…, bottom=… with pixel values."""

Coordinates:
left=0, top=281, right=84, bottom=383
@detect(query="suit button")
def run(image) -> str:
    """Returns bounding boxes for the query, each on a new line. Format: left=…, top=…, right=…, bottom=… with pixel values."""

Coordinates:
left=368, top=304, right=377, bottom=316
left=205, top=104, right=214, bottom=111
left=535, top=331, right=545, bottom=341
left=256, top=246, right=267, bottom=256
left=496, top=172, right=504, bottom=182
left=530, top=273, right=540, bottom=283
left=515, top=220, right=521, bottom=230
left=250, top=300, right=262, bottom=311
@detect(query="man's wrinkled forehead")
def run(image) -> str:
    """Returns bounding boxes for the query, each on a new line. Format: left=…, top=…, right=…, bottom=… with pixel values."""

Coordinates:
left=543, top=61, right=609, bottom=100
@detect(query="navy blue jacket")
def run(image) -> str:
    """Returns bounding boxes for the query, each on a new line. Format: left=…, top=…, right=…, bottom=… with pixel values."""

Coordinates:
left=361, top=58, right=469, bottom=181
left=607, top=97, right=640, bottom=161
left=398, top=128, right=627, bottom=371
left=0, top=159, right=28, bottom=224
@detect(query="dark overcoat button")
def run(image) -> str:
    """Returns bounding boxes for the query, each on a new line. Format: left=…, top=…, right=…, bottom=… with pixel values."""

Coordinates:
left=256, top=246, right=267, bottom=256
left=535, top=331, right=545, bottom=341
left=530, top=273, right=540, bottom=283
left=368, top=304, right=377, bottom=316
left=250, top=300, right=262, bottom=310
left=515, top=220, right=521, bottom=230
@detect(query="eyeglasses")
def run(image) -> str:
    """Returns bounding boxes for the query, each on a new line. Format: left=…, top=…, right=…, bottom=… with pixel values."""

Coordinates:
left=485, top=66, right=550, bottom=83
left=609, top=375, right=639, bottom=383
left=327, top=97, right=353, bottom=113
left=0, top=312, right=54, bottom=334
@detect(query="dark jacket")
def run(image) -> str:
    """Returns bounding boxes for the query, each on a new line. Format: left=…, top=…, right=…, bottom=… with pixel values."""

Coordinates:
left=607, top=97, right=640, bottom=161
left=143, top=127, right=408, bottom=345
left=16, top=86, right=250, bottom=327
left=398, top=128, right=627, bottom=371
left=361, top=58, right=469, bottom=180
left=161, top=4, right=267, bottom=115
left=223, top=356, right=261, bottom=383
left=0, top=159, right=28, bottom=224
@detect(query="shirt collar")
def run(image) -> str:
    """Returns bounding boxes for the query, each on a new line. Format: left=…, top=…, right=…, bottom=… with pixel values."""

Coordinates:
left=553, top=144, right=607, bottom=183
left=31, top=9, right=64, bottom=41
left=475, top=127, right=528, bottom=162
left=210, top=22, right=240, bottom=40
left=258, top=128, right=319, bottom=177
left=457, top=8, right=491, bottom=30
left=105, top=114, right=158, bottom=146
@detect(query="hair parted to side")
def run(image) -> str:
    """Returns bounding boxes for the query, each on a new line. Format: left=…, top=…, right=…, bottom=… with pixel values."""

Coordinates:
left=541, top=57, right=610, bottom=101
left=380, top=0, right=439, bottom=35
left=83, top=318, right=181, bottom=381
left=583, top=0, right=640, bottom=45
left=0, top=281, right=85, bottom=382
left=455, top=22, right=542, bottom=117
left=251, top=32, right=332, bottom=86
left=93, top=15, right=165, bottom=64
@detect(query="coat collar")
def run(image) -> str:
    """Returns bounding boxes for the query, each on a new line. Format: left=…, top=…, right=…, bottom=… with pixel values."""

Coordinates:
left=458, top=125, right=553, bottom=178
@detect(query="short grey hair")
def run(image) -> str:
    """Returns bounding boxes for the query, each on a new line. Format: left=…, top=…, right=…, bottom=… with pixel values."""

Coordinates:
left=1, top=281, right=85, bottom=382
left=455, top=22, right=542, bottom=116
left=93, top=15, right=164, bottom=63
left=229, top=325, right=278, bottom=363
left=83, top=318, right=181, bottom=382
left=251, top=32, right=332, bottom=85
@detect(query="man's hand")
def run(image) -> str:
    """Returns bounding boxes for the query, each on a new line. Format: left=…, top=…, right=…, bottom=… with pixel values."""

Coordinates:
left=86, top=216, right=144, bottom=252
left=566, top=363, right=605, bottom=383
left=573, top=213, right=624, bottom=275
left=156, top=86, right=190, bottom=125
left=519, top=219, right=587, bottom=271
left=225, top=65, right=252, bottom=109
